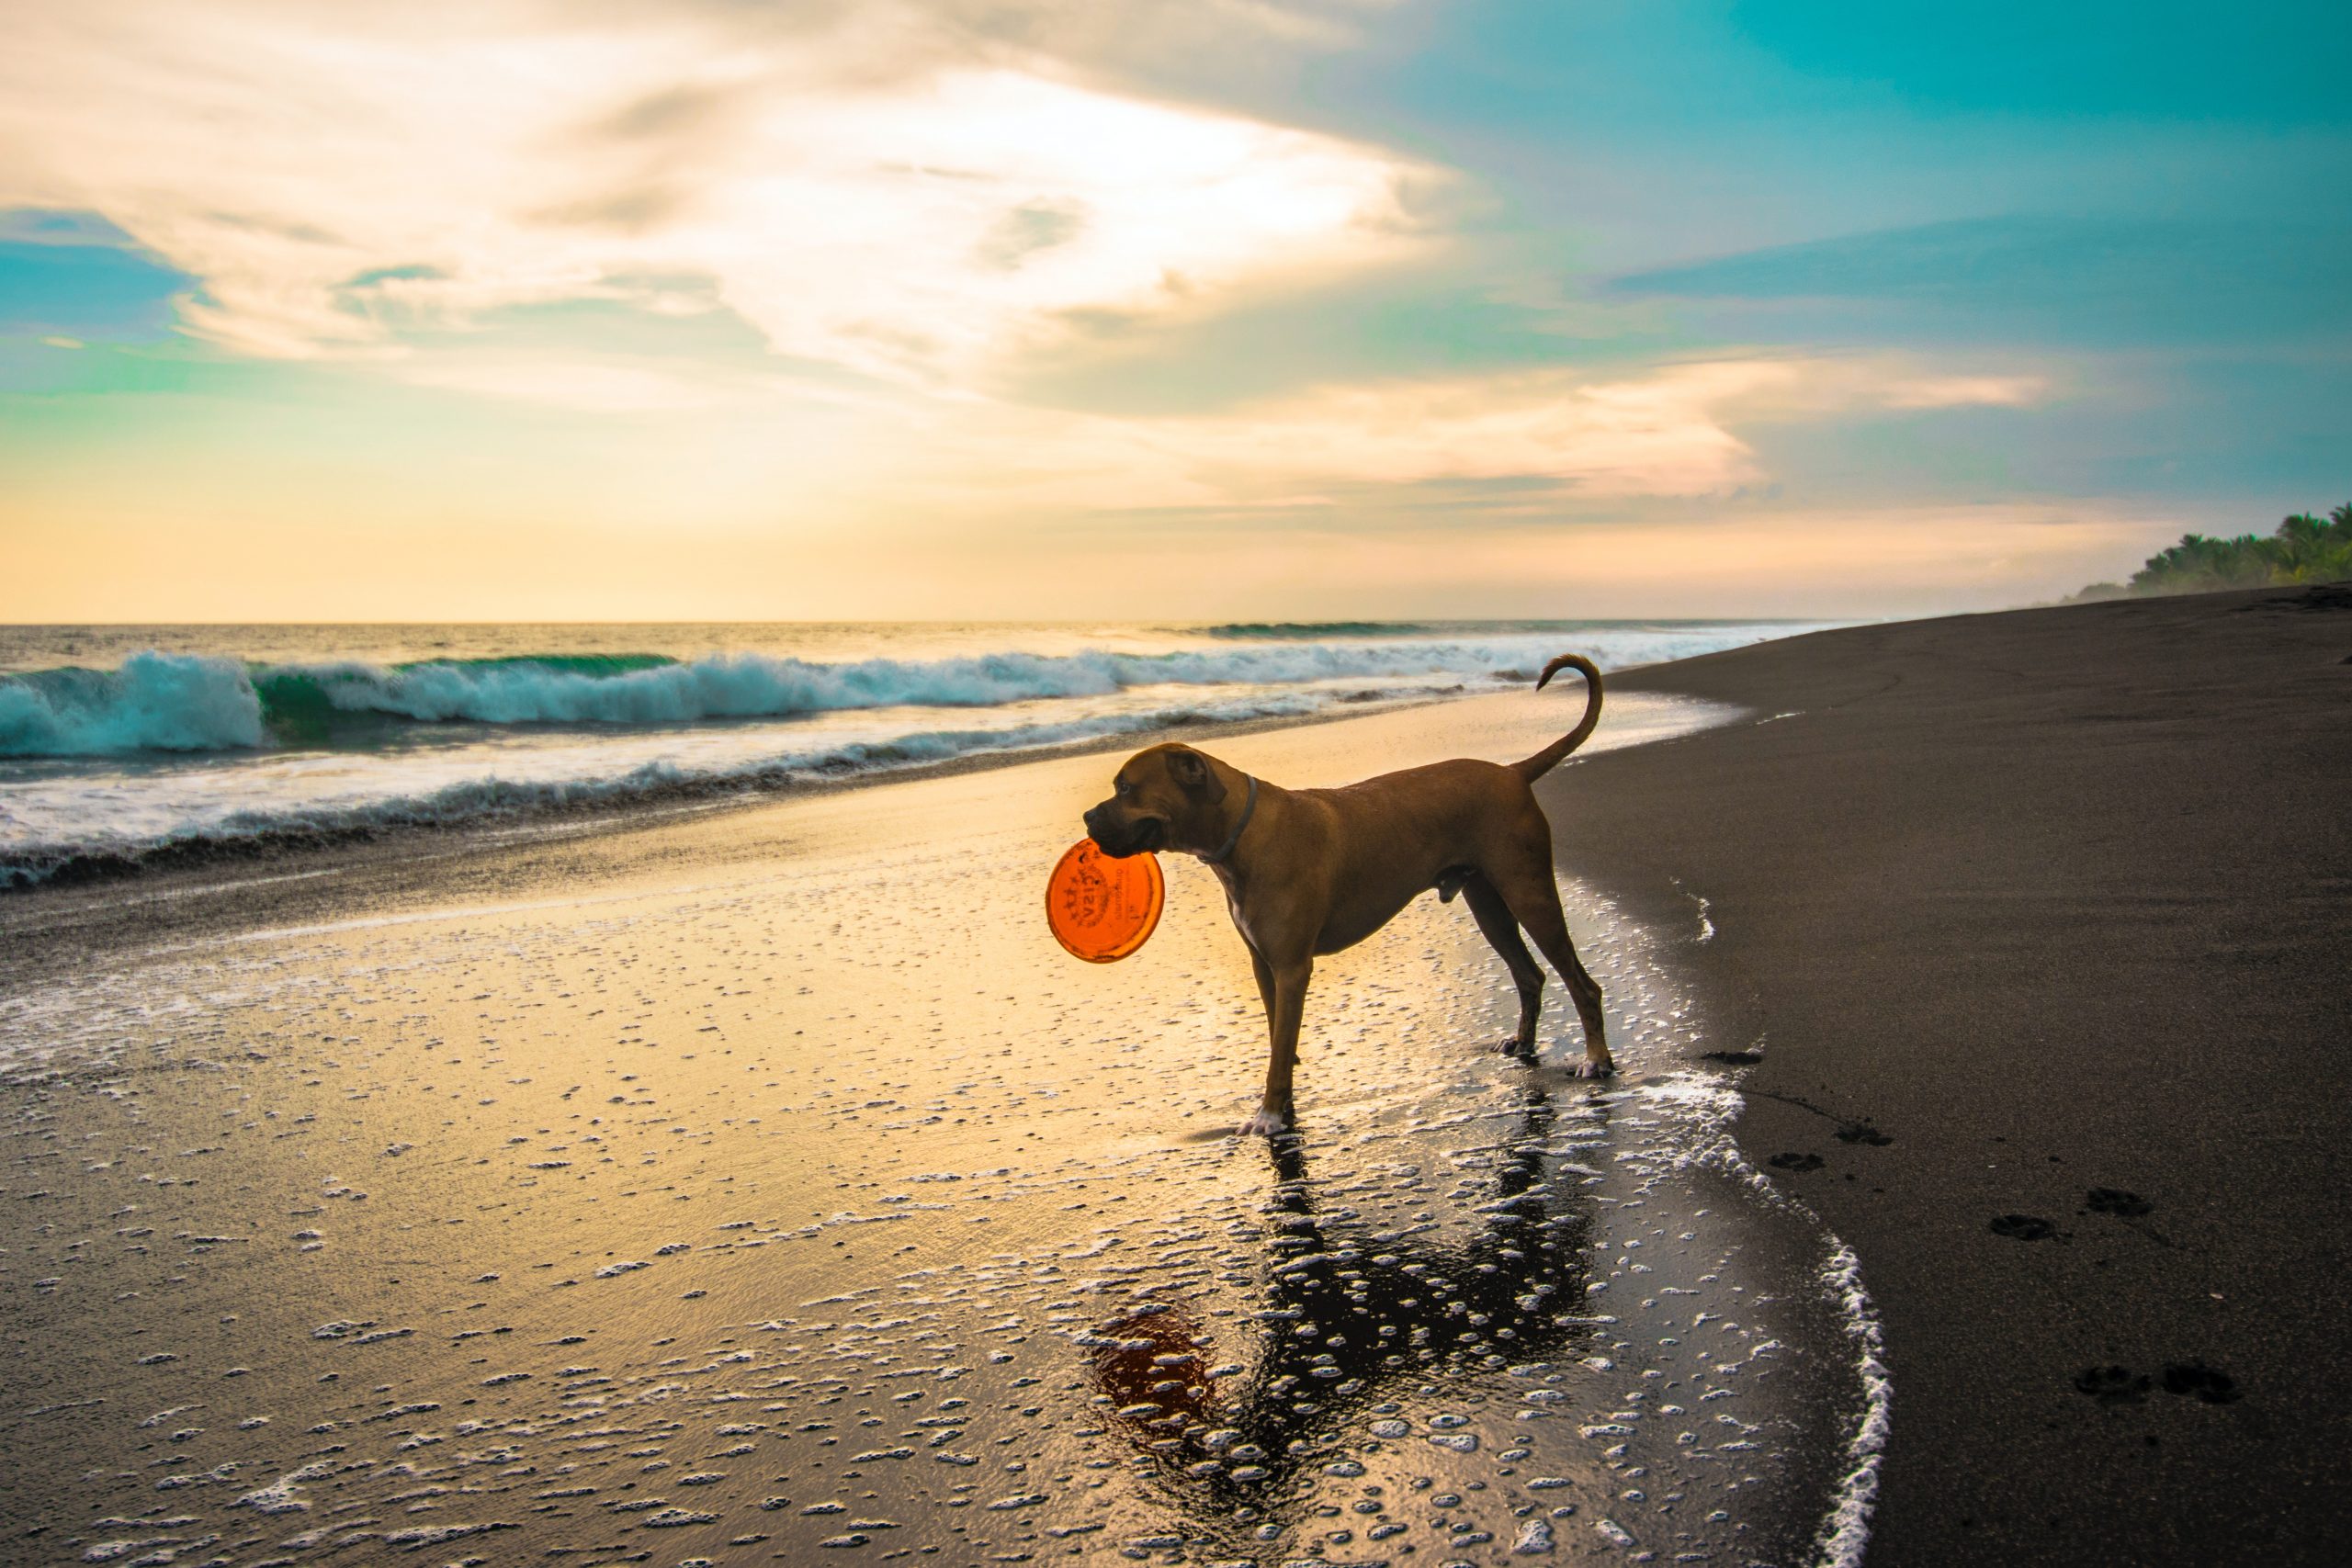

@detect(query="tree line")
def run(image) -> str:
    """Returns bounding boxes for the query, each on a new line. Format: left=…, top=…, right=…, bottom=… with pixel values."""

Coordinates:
left=2075, top=502, right=2352, bottom=600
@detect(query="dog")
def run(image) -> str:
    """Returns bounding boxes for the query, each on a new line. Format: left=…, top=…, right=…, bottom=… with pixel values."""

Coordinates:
left=1083, top=653, right=1611, bottom=1135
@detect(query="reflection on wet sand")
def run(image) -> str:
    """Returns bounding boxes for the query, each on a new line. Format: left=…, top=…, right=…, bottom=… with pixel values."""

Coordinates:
left=1090, top=1088, right=1606, bottom=1556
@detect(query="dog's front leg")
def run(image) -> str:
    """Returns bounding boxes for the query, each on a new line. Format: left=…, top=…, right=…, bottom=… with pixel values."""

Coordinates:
left=1238, top=955, right=1311, bottom=1137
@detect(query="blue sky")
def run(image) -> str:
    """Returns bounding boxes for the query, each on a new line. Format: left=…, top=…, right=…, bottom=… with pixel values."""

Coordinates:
left=2, top=0, right=2346, bottom=619
left=0, top=212, right=191, bottom=345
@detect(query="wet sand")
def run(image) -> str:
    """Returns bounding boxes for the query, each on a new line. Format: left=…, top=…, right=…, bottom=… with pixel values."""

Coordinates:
left=0, top=688, right=1884, bottom=1566
left=1539, top=584, right=2352, bottom=1564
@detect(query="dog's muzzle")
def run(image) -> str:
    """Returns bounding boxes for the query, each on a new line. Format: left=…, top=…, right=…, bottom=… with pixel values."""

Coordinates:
left=1083, top=805, right=1162, bottom=858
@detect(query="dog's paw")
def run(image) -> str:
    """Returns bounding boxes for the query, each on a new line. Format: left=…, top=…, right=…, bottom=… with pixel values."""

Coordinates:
left=1237, top=1107, right=1293, bottom=1138
left=1573, top=1055, right=1617, bottom=1079
left=1492, top=1035, right=1536, bottom=1058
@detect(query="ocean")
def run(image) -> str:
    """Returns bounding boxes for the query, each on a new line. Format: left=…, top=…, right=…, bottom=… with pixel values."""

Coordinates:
left=0, top=619, right=1826, bottom=887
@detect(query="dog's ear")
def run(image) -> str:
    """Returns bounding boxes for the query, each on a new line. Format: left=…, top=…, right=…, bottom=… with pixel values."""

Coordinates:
left=1165, top=748, right=1227, bottom=805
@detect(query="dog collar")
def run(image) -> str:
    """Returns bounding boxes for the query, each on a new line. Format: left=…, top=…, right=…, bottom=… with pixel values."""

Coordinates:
left=1201, top=773, right=1258, bottom=865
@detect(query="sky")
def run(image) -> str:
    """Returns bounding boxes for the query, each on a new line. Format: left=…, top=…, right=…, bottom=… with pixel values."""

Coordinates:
left=2, top=0, right=2346, bottom=622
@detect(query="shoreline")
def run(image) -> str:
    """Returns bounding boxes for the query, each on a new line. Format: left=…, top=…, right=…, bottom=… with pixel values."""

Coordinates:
left=1539, top=583, right=2352, bottom=1564
left=0, top=681, right=1736, bottom=1011
left=0, top=656, right=1739, bottom=990
left=6, top=685, right=1526, bottom=898
left=1, top=676, right=1868, bottom=1566
left=0, top=695, right=1481, bottom=986
left=1, top=618, right=1826, bottom=894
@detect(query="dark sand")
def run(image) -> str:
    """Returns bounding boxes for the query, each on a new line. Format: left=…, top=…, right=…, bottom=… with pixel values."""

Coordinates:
left=1541, top=584, right=2352, bottom=1564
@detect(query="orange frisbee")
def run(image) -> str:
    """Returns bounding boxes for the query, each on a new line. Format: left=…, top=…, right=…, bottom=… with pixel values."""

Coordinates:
left=1046, top=838, right=1164, bottom=963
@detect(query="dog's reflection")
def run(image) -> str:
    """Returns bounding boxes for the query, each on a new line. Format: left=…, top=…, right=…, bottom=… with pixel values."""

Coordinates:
left=1085, top=1084, right=1601, bottom=1518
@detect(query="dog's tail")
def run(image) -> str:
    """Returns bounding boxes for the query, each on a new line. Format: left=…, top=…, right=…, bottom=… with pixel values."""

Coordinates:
left=1511, top=654, right=1603, bottom=783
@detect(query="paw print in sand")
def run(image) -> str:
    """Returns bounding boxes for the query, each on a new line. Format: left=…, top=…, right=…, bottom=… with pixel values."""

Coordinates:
left=1988, top=1213, right=2056, bottom=1241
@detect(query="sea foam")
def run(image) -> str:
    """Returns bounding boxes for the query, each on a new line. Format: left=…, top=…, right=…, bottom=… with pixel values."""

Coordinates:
left=0, top=622, right=1809, bottom=884
left=0, top=628, right=1798, bottom=758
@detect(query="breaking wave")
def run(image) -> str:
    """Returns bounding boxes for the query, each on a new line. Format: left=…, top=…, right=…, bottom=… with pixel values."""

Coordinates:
left=0, top=652, right=267, bottom=755
left=0, top=692, right=1337, bottom=888
left=0, top=621, right=1822, bottom=888
left=0, top=633, right=1775, bottom=759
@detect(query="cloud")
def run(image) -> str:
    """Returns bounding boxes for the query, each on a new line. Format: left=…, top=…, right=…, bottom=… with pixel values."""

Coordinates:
left=1014, top=501, right=2165, bottom=618
left=0, top=0, right=1423, bottom=382
left=304, top=344, right=2045, bottom=533
left=1610, top=216, right=2352, bottom=347
left=1877, top=374, right=2043, bottom=409
left=877, top=355, right=2050, bottom=511
left=393, top=357, right=739, bottom=413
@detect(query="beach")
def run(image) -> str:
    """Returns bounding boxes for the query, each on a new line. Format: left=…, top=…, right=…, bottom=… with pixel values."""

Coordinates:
left=0, top=679, right=1879, bottom=1566
left=1540, top=583, right=2352, bottom=1564
left=4, top=589, right=2342, bottom=1566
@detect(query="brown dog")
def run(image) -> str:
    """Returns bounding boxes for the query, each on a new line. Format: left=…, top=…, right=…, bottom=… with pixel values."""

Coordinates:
left=1082, top=654, right=1611, bottom=1135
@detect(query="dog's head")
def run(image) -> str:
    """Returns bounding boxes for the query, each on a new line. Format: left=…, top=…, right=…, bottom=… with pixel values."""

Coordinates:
left=1083, top=743, right=1230, bottom=859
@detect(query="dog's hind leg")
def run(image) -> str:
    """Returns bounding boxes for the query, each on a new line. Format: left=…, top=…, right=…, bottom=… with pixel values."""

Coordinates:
left=1487, top=863, right=1613, bottom=1077
left=1461, top=874, right=1544, bottom=1056
left=1238, top=954, right=1311, bottom=1136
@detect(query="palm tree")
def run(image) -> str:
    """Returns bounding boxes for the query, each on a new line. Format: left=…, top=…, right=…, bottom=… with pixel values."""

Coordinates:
left=2118, top=502, right=2352, bottom=593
